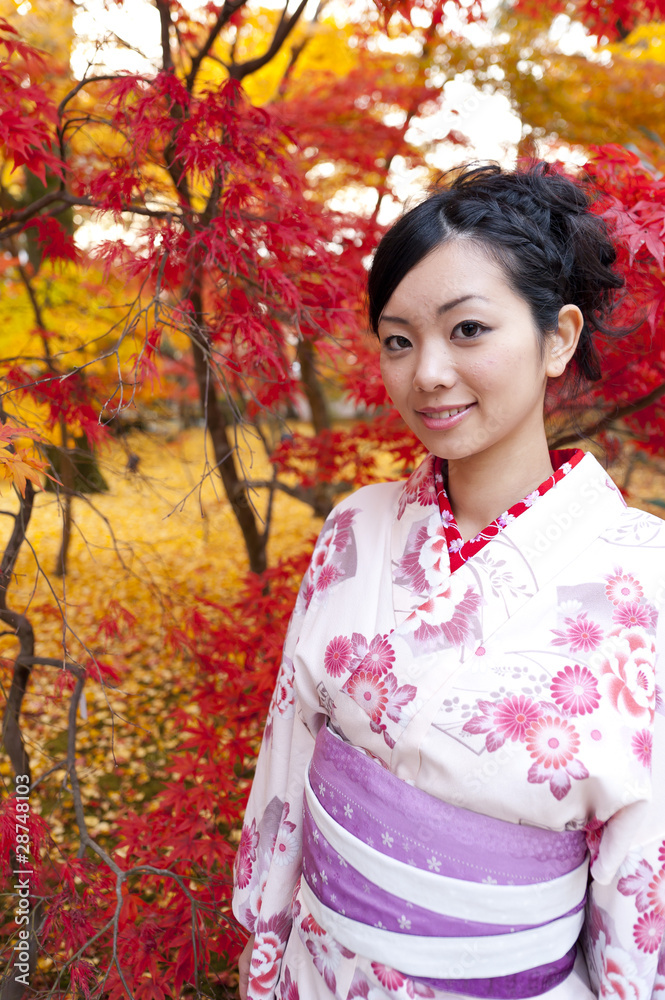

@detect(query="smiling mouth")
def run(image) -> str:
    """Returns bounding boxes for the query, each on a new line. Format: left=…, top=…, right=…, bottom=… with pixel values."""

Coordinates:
left=417, top=404, right=473, bottom=417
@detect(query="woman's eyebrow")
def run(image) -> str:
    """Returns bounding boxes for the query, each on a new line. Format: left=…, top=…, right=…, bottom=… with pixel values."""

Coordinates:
left=380, top=294, right=490, bottom=326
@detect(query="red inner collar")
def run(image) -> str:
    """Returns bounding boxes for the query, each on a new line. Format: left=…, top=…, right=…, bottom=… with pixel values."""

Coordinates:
left=433, top=449, right=585, bottom=573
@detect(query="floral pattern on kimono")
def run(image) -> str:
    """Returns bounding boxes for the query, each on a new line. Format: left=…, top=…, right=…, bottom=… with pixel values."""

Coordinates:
left=233, top=450, right=665, bottom=1000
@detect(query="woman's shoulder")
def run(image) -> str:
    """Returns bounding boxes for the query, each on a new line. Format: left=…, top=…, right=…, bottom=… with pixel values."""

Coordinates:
left=329, top=478, right=407, bottom=518
left=599, top=505, right=665, bottom=604
left=615, top=503, right=665, bottom=538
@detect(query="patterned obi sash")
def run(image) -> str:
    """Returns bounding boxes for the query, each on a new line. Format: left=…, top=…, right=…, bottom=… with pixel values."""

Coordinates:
left=301, top=725, right=589, bottom=999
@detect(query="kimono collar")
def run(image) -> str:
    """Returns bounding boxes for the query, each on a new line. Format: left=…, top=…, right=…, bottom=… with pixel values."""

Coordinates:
left=391, top=448, right=627, bottom=628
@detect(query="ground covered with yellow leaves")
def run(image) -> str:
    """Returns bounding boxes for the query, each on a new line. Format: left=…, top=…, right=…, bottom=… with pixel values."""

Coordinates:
left=0, top=426, right=325, bottom=853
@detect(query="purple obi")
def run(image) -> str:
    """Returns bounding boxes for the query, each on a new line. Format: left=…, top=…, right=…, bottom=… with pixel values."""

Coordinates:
left=301, top=725, right=589, bottom=999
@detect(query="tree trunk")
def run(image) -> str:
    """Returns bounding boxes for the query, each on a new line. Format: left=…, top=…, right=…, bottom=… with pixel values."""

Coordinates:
left=0, top=476, right=40, bottom=1000
left=54, top=490, right=73, bottom=578
left=0, top=483, right=36, bottom=782
left=189, top=283, right=267, bottom=574
left=297, top=337, right=335, bottom=518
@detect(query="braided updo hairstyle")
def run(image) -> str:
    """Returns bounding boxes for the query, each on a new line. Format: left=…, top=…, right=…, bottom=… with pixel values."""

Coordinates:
left=368, top=162, right=624, bottom=382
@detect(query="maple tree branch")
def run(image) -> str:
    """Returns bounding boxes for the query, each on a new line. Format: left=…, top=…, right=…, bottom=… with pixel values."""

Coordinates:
left=0, top=194, right=179, bottom=241
left=57, top=74, right=122, bottom=119
left=17, top=655, right=84, bottom=677
left=155, top=0, right=174, bottom=73
left=184, top=0, right=248, bottom=90
left=229, top=0, right=309, bottom=81
left=247, top=477, right=349, bottom=505
left=550, top=380, right=665, bottom=448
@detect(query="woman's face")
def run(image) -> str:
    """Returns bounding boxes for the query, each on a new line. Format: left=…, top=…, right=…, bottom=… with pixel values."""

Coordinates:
left=378, top=239, right=558, bottom=465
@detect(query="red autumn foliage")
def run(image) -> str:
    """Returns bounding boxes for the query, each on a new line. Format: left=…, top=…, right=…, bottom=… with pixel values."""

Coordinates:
left=513, top=0, right=665, bottom=39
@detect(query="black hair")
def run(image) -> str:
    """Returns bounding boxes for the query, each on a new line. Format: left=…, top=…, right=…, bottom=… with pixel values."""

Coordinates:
left=367, top=162, right=624, bottom=382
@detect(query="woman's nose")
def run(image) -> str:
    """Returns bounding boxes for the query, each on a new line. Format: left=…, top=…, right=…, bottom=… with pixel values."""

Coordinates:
left=413, top=346, right=457, bottom=392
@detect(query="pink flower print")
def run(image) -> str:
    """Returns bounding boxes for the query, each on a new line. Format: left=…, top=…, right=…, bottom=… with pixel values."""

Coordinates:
left=406, top=982, right=436, bottom=998
left=235, top=851, right=254, bottom=890
left=449, top=538, right=464, bottom=553
left=649, top=871, right=665, bottom=916
left=419, top=523, right=450, bottom=587
left=348, top=972, right=371, bottom=999
left=397, top=455, right=437, bottom=519
left=584, top=816, right=605, bottom=865
left=371, top=963, right=406, bottom=990
left=278, top=967, right=300, bottom=1000
left=301, top=913, right=326, bottom=936
left=315, top=563, right=341, bottom=591
left=523, top=489, right=541, bottom=507
left=250, top=930, right=287, bottom=999
left=235, top=819, right=259, bottom=889
left=407, top=584, right=482, bottom=651
left=606, top=571, right=644, bottom=606
left=330, top=508, right=358, bottom=553
left=463, top=700, right=501, bottom=750
left=634, top=911, right=665, bottom=953
left=238, top=819, right=259, bottom=863
left=273, top=657, right=295, bottom=718
left=382, top=671, right=417, bottom=725
left=324, top=636, right=353, bottom=677
left=247, top=868, right=269, bottom=928
left=613, top=602, right=653, bottom=629
left=618, top=858, right=655, bottom=911
left=306, top=928, right=354, bottom=994
left=526, top=715, right=580, bottom=769
left=312, top=534, right=332, bottom=570
left=526, top=715, right=589, bottom=800
left=273, top=823, right=298, bottom=866
left=600, top=627, right=656, bottom=725
left=416, top=478, right=438, bottom=508
left=395, top=522, right=431, bottom=594
left=550, top=664, right=600, bottom=716
left=345, top=670, right=389, bottom=723
left=494, top=695, right=541, bottom=742
left=410, top=587, right=457, bottom=630
left=632, top=729, right=653, bottom=768
left=463, top=695, right=539, bottom=752
left=551, top=615, right=603, bottom=652
left=358, top=634, right=396, bottom=676
left=592, top=933, right=644, bottom=1000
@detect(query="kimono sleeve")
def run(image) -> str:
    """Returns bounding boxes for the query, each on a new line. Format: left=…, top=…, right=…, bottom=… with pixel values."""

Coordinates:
left=582, top=642, right=665, bottom=998
left=231, top=534, right=325, bottom=1000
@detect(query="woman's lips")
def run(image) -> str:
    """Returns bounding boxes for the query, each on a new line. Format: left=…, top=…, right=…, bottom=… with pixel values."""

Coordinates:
left=416, top=402, right=475, bottom=430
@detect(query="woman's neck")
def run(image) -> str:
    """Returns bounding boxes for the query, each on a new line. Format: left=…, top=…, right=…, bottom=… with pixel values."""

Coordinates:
left=445, top=438, right=555, bottom=543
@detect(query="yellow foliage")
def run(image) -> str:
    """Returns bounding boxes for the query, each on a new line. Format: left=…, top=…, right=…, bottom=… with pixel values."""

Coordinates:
left=606, top=22, right=665, bottom=64
left=0, top=258, right=172, bottom=442
left=0, top=444, right=46, bottom=497
left=0, top=0, right=75, bottom=109
left=195, top=7, right=359, bottom=107
left=0, top=427, right=323, bottom=845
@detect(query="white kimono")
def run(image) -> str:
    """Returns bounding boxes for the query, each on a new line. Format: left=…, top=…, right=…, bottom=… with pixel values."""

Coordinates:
left=232, top=450, right=665, bottom=1000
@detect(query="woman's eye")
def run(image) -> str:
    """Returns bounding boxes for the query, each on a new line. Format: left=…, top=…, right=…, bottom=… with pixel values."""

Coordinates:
left=383, top=335, right=412, bottom=351
left=453, top=321, right=484, bottom=340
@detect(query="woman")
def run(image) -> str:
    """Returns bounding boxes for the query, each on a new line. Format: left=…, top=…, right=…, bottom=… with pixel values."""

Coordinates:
left=233, top=163, right=665, bottom=1000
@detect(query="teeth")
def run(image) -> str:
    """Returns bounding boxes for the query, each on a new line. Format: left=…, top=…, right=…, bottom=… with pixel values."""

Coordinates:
left=440, top=406, right=467, bottom=416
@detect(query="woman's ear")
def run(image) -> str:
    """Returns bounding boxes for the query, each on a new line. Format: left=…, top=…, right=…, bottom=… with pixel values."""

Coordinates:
left=546, top=304, right=584, bottom=378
